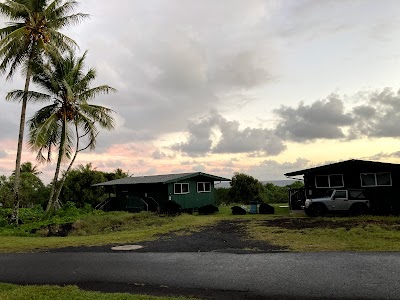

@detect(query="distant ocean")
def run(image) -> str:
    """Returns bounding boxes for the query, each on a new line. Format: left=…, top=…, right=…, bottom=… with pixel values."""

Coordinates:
left=215, top=179, right=300, bottom=188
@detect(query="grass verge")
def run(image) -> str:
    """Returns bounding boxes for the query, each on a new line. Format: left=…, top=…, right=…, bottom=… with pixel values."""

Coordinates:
left=0, top=283, right=197, bottom=300
left=246, top=215, right=400, bottom=251
left=0, top=212, right=218, bottom=253
left=0, top=204, right=286, bottom=253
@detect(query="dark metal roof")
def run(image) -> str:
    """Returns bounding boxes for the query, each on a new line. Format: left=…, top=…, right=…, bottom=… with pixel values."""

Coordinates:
left=92, top=172, right=230, bottom=187
left=284, top=159, right=400, bottom=177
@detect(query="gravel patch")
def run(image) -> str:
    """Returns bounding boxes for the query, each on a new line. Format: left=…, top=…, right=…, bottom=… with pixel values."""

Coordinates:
left=51, top=220, right=287, bottom=253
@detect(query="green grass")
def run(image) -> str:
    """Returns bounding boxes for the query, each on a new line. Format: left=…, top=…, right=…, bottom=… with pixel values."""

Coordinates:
left=0, top=283, right=197, bottom=300
left=3, top=204, right=400, bottom=253
left=0, top=212, right=218, bottom=253
left=246, top=215, right=400, bottom=251
left=0, top=204, right=286, bottom=253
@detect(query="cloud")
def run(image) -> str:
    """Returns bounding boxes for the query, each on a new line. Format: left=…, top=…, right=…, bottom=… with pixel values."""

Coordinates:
left=151, top=150, right=175, bottom=160
left=365, top=151, right=400, bottom=161
left=351, top=88, right=400, bottom=138
left=247, top=158, right=310, bottom=180
left=211, top=51, right=272, bottom=90
left=172, top=111, right=286, bottom=156
left=274, top=94, right=353, bottom=142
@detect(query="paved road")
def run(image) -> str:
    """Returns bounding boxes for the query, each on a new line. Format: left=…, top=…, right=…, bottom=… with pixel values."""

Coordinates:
left=1, top=252, right=399, bottom=299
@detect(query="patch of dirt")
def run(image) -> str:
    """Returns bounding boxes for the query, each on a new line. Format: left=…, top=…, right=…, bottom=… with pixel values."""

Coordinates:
left=51, top=220, right=287, bottom=253
left=260, top=218, right=400, bottom=230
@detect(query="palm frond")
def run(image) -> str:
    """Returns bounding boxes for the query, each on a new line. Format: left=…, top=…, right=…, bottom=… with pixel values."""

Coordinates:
left=6, top=89, right=51, bottom=103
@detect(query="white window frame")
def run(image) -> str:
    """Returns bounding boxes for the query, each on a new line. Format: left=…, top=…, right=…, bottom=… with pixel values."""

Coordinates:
left=315, top=174, right=344, bottom=188
left=360, top=172, right=392, bottom=187
left=197, top=182, right=211, bottom=193
left=174, top=183, right=190, bottom=194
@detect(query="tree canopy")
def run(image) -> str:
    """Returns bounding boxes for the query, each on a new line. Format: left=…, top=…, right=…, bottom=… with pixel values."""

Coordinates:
left=229, top=173, right=266, bottom=204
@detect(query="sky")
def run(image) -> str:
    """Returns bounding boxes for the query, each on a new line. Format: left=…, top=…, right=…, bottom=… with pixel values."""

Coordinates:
left=2, top=0, right=400, bottom=183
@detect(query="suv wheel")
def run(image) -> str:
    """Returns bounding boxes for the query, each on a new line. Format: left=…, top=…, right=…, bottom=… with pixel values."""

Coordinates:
left=309, top=203, right=326, bottom=217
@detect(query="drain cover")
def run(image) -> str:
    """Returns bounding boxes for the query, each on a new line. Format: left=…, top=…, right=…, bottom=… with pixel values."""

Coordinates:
left=111, top=245, right=143, bottom=251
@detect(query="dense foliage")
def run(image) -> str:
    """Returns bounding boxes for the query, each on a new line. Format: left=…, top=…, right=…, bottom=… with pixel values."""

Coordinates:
left=0, top=162, right=128, bottom=211
left=215, top=173, right=304, bottom=205
left=264, top=181, right=304, bottom=203
left=0, top=163, right=49, bottom=208
left=60, top=164, right=108, bottom=208
left=229, top=173, right=267, bottom=204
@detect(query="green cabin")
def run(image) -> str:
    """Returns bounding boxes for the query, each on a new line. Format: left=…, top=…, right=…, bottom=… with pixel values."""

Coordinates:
left=93, top=172, right=230, bottom=212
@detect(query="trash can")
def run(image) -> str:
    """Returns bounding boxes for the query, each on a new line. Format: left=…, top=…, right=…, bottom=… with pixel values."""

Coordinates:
left=249, top=201, right=258, bottom=214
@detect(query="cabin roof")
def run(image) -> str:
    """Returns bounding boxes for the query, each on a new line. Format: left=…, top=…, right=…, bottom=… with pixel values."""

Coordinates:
left=284, top=159, right=400, bottom=177
left=92, top=172, right=230, bottom=187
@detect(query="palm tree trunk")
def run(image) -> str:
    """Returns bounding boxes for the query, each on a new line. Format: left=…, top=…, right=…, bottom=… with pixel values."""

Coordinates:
left=52, top=123, right=81, bottom=208
left=46, top=115, right=67, bottom=213
left=11, top=55, right=33, bottom=224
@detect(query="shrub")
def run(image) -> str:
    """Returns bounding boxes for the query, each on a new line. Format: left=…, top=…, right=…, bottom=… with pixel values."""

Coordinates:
left=198, top=205, right=219, bottom=215
left=231, top=206, right=246, bottom=215
left=164, top=201, right=182, bottom=216
left=259, top=203, right=275, bottom=214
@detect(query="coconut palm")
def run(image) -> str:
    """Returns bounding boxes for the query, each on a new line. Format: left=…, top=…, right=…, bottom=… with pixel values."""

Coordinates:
left=18, top=50, right=115, bottom=212
left=0, top=0, right=88, bottom=221
left=12, top=161, right=41, bottom=176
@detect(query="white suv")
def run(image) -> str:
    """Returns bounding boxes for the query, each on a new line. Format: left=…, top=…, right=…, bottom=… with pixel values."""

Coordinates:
left=304, top=189, right=370, bottom=217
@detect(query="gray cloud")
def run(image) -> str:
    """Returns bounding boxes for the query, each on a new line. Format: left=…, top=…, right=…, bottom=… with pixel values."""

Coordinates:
left=274, top=94, right=353, bottom=141
left=351, top=88, right=400, bottom=139
left=248, top=158, right=310, bottom=180
left=45, top=0, right=279, bottom=151
left=211, top=51, right=272, bottom=90
left=151, top=150, right=175, bottom=160
left=365, top=151, right=400, bottom=161
left=172, top=111, right=286, bottom=156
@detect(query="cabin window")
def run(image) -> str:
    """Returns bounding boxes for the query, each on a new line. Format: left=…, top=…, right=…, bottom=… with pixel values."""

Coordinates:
left=315, top=174, right=344, bottom=188
left=174, top=183, right=190, bottom=194
left=197, top=182, right=211, bottom=193
left=361, top=172, right=392, bottom=187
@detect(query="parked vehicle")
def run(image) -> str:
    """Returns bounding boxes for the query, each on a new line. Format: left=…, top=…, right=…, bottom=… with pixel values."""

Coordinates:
left=304, top=189, right=370, bottom=217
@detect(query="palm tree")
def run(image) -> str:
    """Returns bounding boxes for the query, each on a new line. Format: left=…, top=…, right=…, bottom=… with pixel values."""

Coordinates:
left=12, top=161, right=41, bottom=176
left=20, top=50, right=115, bottom=212
left=0, top=0, right=88, bottom=221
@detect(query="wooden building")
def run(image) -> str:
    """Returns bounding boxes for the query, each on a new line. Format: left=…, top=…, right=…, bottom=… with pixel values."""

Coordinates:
left=285, top=159, right=400, bottom=214
left=93, top=172, right=230, bottom=212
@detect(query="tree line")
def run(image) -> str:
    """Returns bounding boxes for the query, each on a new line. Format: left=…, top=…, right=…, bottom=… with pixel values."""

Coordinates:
left=0, top=0, right=115, bottom=223
left=0, top=162, right=127, bottom=209
left=215, top=173, right=304, bottom=205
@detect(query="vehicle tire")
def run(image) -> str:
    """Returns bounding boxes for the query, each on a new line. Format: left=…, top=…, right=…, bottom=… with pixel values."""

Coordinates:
left=349, top=203, right=368, bottom=216
left=304, top=208, right=315, bottom=217
left=309, top=203, right=327, bottom=217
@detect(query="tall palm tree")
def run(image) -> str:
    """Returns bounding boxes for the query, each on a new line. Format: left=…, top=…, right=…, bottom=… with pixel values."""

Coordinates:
left=18, top=50, right=115, bottom=212
left=0, top=0, right=88, bottom=221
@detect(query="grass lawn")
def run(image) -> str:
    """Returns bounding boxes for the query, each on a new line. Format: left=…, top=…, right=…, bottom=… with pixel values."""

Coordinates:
left=0, top=283, right=197, bottom=300
left=1, top=204, right=400, bottom=252
left=0, top=204, right=288, bottom=253
left=246, top=215, right=400, bottom=251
